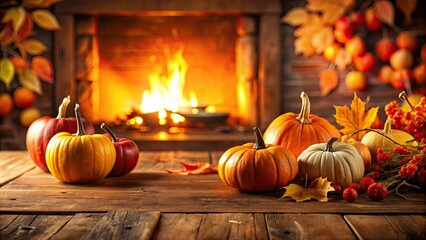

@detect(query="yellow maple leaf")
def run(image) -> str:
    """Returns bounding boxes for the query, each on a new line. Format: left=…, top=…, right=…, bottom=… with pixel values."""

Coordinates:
left=306, top=0, right=355, bottom=24
left=334, top=92, right=379, bottom=141
left=281, top=177, right=335, bottom=203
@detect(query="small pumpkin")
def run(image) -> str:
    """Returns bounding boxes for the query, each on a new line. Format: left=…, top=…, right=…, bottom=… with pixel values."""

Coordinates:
left=263, top=91, right=341, bottom=158
left=298, top=137, right=365, bottom=188
left=101, top=123, right=139, bottom=177
left=26, top=96, right=95, bottom=171
left=46, top=104, right=115, bottom=183
left=348, top=139, right=372, bottom=170
left=218, top=127, right=298, bottom=192
left=361, top=118, right=417, bottom=162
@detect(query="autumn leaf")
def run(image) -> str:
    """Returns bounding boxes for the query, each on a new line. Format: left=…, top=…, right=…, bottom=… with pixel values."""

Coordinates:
left=0, top=58, right=15, bottom=90
left=17, top=13, right=33, bottom=43
left=282, top=7, right=308, bottom=26
left=32, top=9, right=61, bottom=31
left=20, top=38, right=48, bottom=55
left=281, top=177, right=335, bottom=203
left=23, top=0, right=63, bottom=9
left=1, top=7, right=26, bottom=34
left=31, top=56, right=53, bottom=83
left=333, top=48, right=352, bottom=71
left=293, top=14, right=330, bottom=57
left=306, top=0, right=355, bottom=24
left=319, top=69, right=339, bottom=96
left=396, top=0, right=417, bottom=24
left=10, top=56, right=29, bottom=70
left=17, top=68, right=42, bottom=94
left=375, top=0, right=395, bottom=26
left=166, top=162, right=218, bottom=175
left=334, top=92, right=379, bottom=141
left=311, top=26, right=334, bottom=54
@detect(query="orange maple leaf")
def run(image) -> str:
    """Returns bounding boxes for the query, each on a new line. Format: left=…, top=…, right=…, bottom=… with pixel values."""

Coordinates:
left=281, top=177, right=335, bottom=203
left=306, top=0, right=355, bottom=24
left=165, top=162, right=217, bottom=175
left=334, top=92, right=379, bottom=141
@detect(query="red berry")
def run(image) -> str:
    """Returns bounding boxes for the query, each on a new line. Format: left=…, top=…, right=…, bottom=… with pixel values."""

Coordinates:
left=348, top=183, right=361, bottom=192
left=343, top=187, right=358, bottom=202
left=367, top=182, right=388, bottom=201
left=360, top=176, right=375, bottom=192
left=332, top=184, right=342, bottom=194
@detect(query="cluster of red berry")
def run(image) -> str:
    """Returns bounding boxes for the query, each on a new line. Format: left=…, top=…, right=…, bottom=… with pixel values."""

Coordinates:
left=370, top=146, right=426, bottom=189
left=333, top=176, right=388, bottom=203
left=385, top=96, right=426, bottom=141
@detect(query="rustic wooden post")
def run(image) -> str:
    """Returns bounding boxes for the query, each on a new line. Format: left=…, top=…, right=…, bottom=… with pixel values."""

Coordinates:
left=258, top=15, right=281, bottom=129
left=75, top=16, right=99, bottom=122
left=236, top=16, right=258, bottom=127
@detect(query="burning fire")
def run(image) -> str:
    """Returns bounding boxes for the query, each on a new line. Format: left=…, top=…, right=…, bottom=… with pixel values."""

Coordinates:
left=138, top=48, right=202, bottom=125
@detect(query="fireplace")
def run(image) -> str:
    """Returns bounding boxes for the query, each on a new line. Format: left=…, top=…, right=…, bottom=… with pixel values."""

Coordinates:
left=53, top=0, right=281, bottom=149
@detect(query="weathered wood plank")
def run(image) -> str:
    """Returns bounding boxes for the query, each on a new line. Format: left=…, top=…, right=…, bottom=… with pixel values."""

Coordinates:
left=0, top=151, right=35, bottom=187
left=82, top=211, right=160, bottom=240
left=153, top=213, right=267, bottom=239
left=49, top=213, right=104, bottom=240
left=265, top=214, right=355, bottom=240
left=344, top=215, right=426, bottom=240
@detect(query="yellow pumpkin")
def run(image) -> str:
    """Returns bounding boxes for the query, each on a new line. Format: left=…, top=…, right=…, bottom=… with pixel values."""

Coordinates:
left=218, top=127, right=298, bottom=192
left=361, top=118, right=417, bottom=163
left=298, top=137, right=365, bottom=188
left=46, top=104, right=116, bottom=183
left=263, top=91, right=341, bottom=158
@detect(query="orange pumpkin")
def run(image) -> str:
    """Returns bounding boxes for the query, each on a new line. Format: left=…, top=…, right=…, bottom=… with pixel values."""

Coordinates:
left=218, top=127, right=298, bottom=192
left=263, top=91, right=341, bottom=158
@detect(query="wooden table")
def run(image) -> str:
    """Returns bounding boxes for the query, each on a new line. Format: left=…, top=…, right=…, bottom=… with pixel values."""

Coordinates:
left=1, top=151, right=425, bottom=239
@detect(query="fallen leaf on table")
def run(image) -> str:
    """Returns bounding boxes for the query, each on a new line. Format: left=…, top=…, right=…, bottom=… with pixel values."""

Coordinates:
left=166, top=162, right=217, bottom=175
left=280, top=177, right=335, bottom=203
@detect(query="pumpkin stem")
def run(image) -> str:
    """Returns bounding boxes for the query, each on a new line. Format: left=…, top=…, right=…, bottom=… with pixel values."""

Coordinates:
left=56, top=95, right=70, bottom=119
left=296, top=91, right=312, bottom=124
left=100, top=123, right=117, bottom=142
left=324, top=137, right=339, bottom=152
left=383, top=118, right=393, bottom=135
left=253, top=127, right=266, bottom=150
left=398, top=91, right=413, bottom=112
left=74, top=103, right=86, bottom=136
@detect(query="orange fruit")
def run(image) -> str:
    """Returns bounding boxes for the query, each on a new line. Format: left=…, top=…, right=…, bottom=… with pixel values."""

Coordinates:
left=323, top=43, right=341, bottom=62
left=396, top=31, right=418, bottom=52
left=13, top=87, right=36, bottom=108
left=377, top=65, right=392, bottom=84
left=345, top=71, right=367, bottom=91
left=0, top=93, right=14, bottom=116
left=389, top=49, right=413, bottom=70
left=19, top=107, right=41, bottom=127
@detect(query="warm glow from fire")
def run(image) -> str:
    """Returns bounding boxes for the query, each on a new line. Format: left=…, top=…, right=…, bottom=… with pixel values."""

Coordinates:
left=140, top=48, right=194, bottom=117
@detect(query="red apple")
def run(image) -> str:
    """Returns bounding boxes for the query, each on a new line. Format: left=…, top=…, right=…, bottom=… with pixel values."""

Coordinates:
left=367, top=182, right=388, bottom=201
left=378, top=65, right=393, bottom=84
left=348, top=12, right=365, bottom=29
left=390, top=69, right=412, bottom=90
left=343, top=187, right=358, bottom=202
left=354, top=52, right=376, bottom=72
left=334, top=16, right=353, bottom=30
left=345, top=35, right=366, bottom=57
left=334, top=16, right=353, bottom=44
left=396, top=31, right=418, bottom=52
left=413, top=63, right=425, bottom=86
left=101, top=123, right=139, bottom=177
left=375, top=38, right=397, bottom=62
left=364, top=8, right=381, bottom=31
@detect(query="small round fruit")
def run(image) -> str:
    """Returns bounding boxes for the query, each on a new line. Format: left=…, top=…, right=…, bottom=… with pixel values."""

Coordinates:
left=345, top=71, right=367, bottom=91
left=348, top=183, right=361, bottom=192
left=389, top=49, right=413, bottom=70
left=323, top=43, right=341, bottom=62
left=390, top=69, right=412, bottom=90
left=421, top=44, right=426, bottom=61
left=334, top=28, right=353, bottom=44
left=348, top=12, right=365, bottom=29
left=354, top=53, right=376, bottom=72
left=334, top=16, right=353, bottom=30
left=345, top=35, right=366, bottom=57
left=396, top=31, right=418, bottom=52
left=364, top=8, right=381, bottom=31
left=19, top=107, right=41, bottom=127
left=332, top=184, right=342, bottom=194
left=378, top=65, right=392, bottom=84
left=375, top=38, right=397, bottom=62
left=0, top=93, right=14, bottom=116
left=412, top=63, right=425, bottom=86
left=360, top=176, right=375, bottom=192
left=13, top=87, right=36, bottom=108
left=367, top=182, right=388, bottom=201
left=343, top=187, right=358, bottom=202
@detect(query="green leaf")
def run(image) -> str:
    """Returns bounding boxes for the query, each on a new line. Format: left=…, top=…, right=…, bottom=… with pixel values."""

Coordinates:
left=32, top=10, right=61, bottom=31
left=0, top=58, right=15, bottom=89
left=17, top=68, right=42, bottom=94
